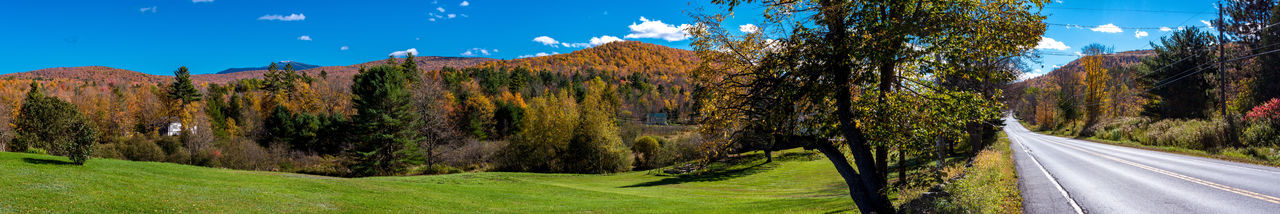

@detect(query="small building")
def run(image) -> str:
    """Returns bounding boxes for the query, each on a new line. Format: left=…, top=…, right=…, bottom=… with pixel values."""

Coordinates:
left=164, top=122, right=197, bottom=136
left=646, top=113, right=668, bottom=125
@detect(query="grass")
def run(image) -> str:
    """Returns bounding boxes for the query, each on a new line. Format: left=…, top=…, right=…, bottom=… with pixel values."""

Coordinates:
left=896, top=132, right=1022, bottom=213
left=0, top=149, right=852, bottom=213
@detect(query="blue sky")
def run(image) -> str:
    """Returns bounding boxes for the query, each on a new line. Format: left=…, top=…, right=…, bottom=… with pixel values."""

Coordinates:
left=0, top=0, right=756, bottom=75
left=1029, top=0, right=1220, bottom=80
left=0, top=0, right=1222, bottom=76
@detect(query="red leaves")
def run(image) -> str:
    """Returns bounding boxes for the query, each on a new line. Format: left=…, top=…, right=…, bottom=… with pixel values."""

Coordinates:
left=1245, top=98, right=1280, bottom=122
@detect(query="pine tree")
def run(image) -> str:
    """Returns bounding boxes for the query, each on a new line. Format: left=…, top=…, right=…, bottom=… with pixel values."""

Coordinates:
left=168, top=66, right=202, bottom=104
left=348, top=65, right=421, bottom=176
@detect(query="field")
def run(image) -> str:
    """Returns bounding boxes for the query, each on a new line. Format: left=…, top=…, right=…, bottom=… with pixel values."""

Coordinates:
left=0, top=150, right=851, bottom=213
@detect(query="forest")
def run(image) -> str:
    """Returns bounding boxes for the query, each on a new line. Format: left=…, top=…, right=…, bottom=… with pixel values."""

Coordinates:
left=0, top=41, right=708, bottom=177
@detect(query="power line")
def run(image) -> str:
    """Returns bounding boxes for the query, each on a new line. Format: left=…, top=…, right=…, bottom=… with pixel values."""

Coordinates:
left=1044, top=7, right=1208, bottom=15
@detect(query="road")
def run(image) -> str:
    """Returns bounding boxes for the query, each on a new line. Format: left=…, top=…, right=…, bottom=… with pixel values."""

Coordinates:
left=1005, top=117, right=1280, bottom=213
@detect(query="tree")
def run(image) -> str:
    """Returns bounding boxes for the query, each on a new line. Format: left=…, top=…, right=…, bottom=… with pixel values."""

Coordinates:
left=564, top=78, right=631, bottom=173
left=1257, top=3, right=1280, bottom=105
left=12, top=82, right=98, bottom=165
left=496, top=91, right=578, bottom=172
left=411, top=72, right=462, bottom=166
left=1081, top=43, right=1114, bottom=134
left=1218, top=0, right=1277, bottom=47
left=1140, top=27, right=1217, bottom=119
left=690, top=0, right=1046, bottom=212
left=168, top=67, right=202, bottom=104
left=348, top=65, right=421, bottom=176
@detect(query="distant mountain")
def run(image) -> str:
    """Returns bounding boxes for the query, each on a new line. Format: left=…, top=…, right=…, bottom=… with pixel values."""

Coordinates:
left=479, top=41, right=699, bottom=76
left=1, top=41, right=694, bottom=85
left=0, top=66, right=168, bottom=85
left=216, top=61, right=321, bottom=74
left=1018, top=49, right=1154, bottom=86
left=192, top=56, right=499, bottom=84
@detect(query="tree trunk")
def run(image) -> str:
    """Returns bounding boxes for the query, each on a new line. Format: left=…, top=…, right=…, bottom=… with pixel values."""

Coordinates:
left=814, top=141, right=876, bottom=213
left=896, top=146, right=906, bottom=187
left=875, top=145, right=888, bottom=183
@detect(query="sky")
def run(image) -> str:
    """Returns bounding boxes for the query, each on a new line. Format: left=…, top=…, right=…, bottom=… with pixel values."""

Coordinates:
left=1028, top=0, right=1222, bottom=80
left=0, top=0, right=1224, bottom=76
left=0, top=0, right=761, bottom=75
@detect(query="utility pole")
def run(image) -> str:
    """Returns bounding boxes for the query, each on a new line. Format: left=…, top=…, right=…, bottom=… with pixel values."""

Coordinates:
left=1218, top=1, right=1235, bottom=146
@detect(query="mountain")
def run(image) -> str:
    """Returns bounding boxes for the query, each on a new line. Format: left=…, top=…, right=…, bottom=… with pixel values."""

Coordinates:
left=0, top=66, right=169, bottom=85
left=216, top=61, right=321, bottom=74
left=1018, top=49, right=1154, bottom=87
left=1, top=41, right=693, bottom=85
left=478, top=41, right=699, bottom=76
left=193, top=56, right=499, bottom=84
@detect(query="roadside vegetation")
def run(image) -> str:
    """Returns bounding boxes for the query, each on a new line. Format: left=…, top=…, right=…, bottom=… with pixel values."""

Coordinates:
left=896, top=132, right=1022, bottom=214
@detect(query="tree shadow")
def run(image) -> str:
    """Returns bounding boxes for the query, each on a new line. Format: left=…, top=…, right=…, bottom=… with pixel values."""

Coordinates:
left=23, top=158, right=75, bottom=165
left=624, top=162, right=776, bottom=187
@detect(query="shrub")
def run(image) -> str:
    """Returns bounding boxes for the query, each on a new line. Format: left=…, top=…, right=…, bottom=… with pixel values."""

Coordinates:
left=496, top=91, right=577, bottom=172
left=1241, top=121, right=1279, bottom=147
left=116, top=136, right=166, bottom=162
left=1245, top=98, right=1280, bottom=122
left=1136, top=119, right=1225, bottom=150
left=11, top=82, right=98, bottom=165
left=633, top=136, right=662, bottom=169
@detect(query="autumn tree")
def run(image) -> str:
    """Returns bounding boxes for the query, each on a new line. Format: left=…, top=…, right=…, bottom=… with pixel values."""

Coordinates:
left=348, top=65, right=421, bottom=176
left=1081, top=43, right=1113, bottom=134
left=691, top=0, right=1046, bottom=212
left=1140, top=27, right=1217, bottom=119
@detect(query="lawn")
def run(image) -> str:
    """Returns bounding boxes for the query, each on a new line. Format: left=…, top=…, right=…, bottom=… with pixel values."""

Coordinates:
left=0, top=150, right=852, bottom=213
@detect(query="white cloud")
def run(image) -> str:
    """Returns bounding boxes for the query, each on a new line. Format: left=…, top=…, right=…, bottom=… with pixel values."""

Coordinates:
left=140, top=6, right=157, bottom=13
left=429, top=18, right=437, bottom=22
left=1019, top=70, right=1045, bottom=81
left=518, top=52, right=560, bottom=58
left=590, top=35, right=624, bottom=46
left=1134, top=30, right=1149, bottom=38
left=1178, top=26, right=1186, bottom=30
left=259, top=13, right=305, bottom=21
left=460, top=1, right=469, bottom=6
left=389, top=48, right=419, bottom=57
left=437, top=7, right=446, bottom=13
left=448, top=14, right=456, bottom=19
left=624, top=17, right=692, bottom=41
left=460, top=48, right=495, bottom=56
left=1052, top=65, right=1062, bottom=69
left=1036, top=37, right=1070, bottom=50
left=1090, top=23, right=1123, bottom=33
left=534, top=36, right=560, bottom=47
left=1160, top=27, right=1172, bottom=31
left=340, top=46, right=349, bottom=51
left=739, top=24, right=759, bottom=33
left=297, top=35, right=312, bottom=41
left=1201, top=20, right=1214, bottom=28
left=192, top=0, right=214, bottom=3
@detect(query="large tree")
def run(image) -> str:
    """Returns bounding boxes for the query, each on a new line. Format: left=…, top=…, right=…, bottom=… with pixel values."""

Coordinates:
left=12, top=82, right=98, bottom=165
left=1139, top=27, right=1218, bottom=119
left=348, top=64, right=421, bottom=176
left=691, top=0, right=1045, bottom=212
left=1256, top=3, right=1280, bottom=104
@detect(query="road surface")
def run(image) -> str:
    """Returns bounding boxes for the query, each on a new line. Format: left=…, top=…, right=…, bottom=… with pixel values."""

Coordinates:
left=1005, top=117, right=1280, bottom=213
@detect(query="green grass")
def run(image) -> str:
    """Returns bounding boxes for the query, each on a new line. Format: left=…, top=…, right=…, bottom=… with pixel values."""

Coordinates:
left=896, top=132, right=1022, bottom=213
left=0, top=149, right=852, bottom=213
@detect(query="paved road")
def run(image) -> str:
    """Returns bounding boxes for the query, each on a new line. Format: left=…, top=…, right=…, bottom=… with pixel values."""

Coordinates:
left=1005, top=117, right=1280, bottom=214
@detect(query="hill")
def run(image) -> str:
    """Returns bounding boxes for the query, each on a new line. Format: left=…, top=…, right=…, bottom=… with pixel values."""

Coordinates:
left=216, top=61, right=321, bottom=74
left=0, top=66, right=169, bottom=85
left=477, top=41, right=698, bottom=76
left=0, top=150, right=851, bottom=213
left=193, top=56, right=499, bottom=84
left=1015, top=49, right=1153, bottom=88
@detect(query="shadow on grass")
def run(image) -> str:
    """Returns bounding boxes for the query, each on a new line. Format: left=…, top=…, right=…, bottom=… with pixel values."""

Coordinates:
left=23, top=158, right=75, bottom=165
left=623, top=162, right=776, bottom=188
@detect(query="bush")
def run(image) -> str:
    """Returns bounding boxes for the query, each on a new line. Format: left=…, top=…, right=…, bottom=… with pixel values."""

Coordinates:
left=116, top=136, right=166, bottom=162
left=11, top=83, right=98, bottom=165
left=633, top=136, right=662, bottom=169
left=1136, top=119, right=1225, bottom=150
left=1241, top=121, right=1279, bottom=147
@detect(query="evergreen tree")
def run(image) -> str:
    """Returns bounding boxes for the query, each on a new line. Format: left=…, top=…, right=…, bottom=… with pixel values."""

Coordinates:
left=348, top=65, right=421, bottom=176
left=168, top=66, right=202, bottom=104
left=12, top=82, right=98, bottom=165
left=1139, top=27, right=1217, bottom=119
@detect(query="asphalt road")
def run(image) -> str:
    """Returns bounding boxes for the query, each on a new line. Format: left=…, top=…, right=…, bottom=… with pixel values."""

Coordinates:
left=1005, top=117, right=1280, bottom=214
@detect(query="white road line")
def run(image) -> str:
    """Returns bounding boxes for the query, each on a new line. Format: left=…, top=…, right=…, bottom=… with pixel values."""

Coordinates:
left=1011, top=132, right=1085, bottom=214
left=1047, top=135, right=1280, bottom=176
